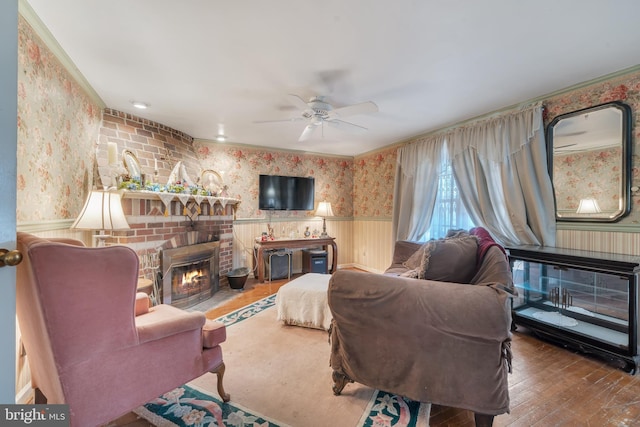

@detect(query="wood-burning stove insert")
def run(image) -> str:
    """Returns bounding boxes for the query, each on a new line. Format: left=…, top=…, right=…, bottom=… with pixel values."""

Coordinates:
left=161, top=241, right=220, bottom=309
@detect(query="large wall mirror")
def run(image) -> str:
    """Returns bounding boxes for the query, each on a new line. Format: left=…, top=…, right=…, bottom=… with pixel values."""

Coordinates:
left=548, top=101, right=632, bottom=222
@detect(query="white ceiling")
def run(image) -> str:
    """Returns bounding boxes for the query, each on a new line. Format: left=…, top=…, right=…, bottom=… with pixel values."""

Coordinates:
left=25, top=0, right=640, bottom=156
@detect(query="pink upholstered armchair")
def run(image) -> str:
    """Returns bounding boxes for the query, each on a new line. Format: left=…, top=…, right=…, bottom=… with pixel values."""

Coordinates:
left=16, top=232, right=229, bottom=427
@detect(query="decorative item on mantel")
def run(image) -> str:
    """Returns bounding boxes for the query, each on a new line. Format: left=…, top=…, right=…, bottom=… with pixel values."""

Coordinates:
left=71, top=188, right=130, bottom=247
left=122, top=189, right=241, bottom=219
left=107, top=142, right=118, bottom=186
left=315, top=201, right=334, bottom=238
left=105, top=143, right=127, bottom=187
left=167, top=161, right=196, bottom=188
left=113, top=149, right=239, bottom=218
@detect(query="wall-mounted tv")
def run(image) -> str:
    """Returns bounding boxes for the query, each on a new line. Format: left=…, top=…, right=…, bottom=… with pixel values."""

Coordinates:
left=259, top=175, right=315, bottom=211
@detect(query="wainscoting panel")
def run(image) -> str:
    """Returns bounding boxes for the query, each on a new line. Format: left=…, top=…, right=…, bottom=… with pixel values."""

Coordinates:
left=17, top=221, right=90, bottom=245
left=352, top=219, right=393, bottom=273
left=334, top=219, right=354, bottom=269
left=556, top=229, right=640, bottom=256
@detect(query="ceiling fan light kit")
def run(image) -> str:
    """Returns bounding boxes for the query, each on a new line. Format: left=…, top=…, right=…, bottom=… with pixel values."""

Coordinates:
left=255, top=93, right=378, bottom=142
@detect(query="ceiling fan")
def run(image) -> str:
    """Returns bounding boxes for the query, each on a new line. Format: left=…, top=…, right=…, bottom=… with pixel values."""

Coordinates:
left=255, top=94, right=379, bottom=142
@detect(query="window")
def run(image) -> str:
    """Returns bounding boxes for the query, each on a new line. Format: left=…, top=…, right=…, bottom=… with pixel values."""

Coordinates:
left=417, top=160, right=475, bottom=241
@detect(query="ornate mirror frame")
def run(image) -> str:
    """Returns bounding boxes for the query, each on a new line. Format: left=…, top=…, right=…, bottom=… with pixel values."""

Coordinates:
left=122, top=149, right=142, bottom=180
left=201, top=169, right=223, bottom=194
left=547, top=101, right=632, bottom=222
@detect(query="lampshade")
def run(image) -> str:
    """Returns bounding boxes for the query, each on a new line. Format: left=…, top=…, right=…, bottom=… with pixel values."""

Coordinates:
left=72, top=190, right=129, bottom=246
left=576, top=198, right=602, bottom=214
left=315, top=201, right=334, bottom=218
left=315, top=201, right=333, bottom=238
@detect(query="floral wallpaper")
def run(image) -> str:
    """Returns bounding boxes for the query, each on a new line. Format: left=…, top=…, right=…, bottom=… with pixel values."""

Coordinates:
left=553, top=146, right=621, bottom=213
left=353, top=147, right=397, bottom=217
left=544, top=70, right=640, bottom=224
left=193, top=142, right=354, bottom=219
left=192, top=142, right=398, bottom=219
left=16, top=17, right=101, bottom=223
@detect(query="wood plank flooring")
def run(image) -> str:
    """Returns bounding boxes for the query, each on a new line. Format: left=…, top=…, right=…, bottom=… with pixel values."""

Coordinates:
left=110, top=273, right=640, bottom=426
left=432, top=324, right=640, bottom=426
left=203, top=278, right=288, bottom=320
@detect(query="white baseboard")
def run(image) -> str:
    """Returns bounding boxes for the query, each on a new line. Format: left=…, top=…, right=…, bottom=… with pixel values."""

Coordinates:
left=347, top=263, right=384, bottom=274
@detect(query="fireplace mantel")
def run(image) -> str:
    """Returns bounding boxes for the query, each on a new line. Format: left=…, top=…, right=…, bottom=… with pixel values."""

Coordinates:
left=121, top=190, right=241, bottom=218
left=121, top=190, right=241, bottom=206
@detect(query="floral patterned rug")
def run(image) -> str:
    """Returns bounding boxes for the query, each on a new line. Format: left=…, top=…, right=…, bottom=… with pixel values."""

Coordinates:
left=135, top=294, right=430, bottom=427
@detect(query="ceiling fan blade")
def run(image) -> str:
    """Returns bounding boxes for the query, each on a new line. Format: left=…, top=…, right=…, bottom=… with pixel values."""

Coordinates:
left=326, top=119, right=368, bottom=133
left=288, top=94, right=312, bottom=113
left=299, top=123, right=318, bottom=142
left=331, top=101, right=378, bottom=118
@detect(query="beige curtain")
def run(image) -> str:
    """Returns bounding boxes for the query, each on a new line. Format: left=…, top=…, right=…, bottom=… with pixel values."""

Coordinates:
left=449, top=104, right=556, bottom=246
left=391, top=135, right=445, bottom=242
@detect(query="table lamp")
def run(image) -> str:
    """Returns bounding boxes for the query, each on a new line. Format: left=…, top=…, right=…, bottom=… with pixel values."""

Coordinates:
left=315, top=201, right=334, bottom=238
left=71, top=189, right=130, bottom=247
left=576, top=198, right=601, bottom=215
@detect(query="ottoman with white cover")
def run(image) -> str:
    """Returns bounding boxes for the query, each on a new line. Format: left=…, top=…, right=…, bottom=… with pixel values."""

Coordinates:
left=275, top=273, right=332, bottom=330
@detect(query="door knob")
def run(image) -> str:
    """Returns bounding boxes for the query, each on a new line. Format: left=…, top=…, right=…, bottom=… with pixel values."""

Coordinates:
left=0, top=249, right=23, bottom=267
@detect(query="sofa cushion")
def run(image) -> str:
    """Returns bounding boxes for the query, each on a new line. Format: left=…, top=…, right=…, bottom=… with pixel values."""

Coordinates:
left=417, top=234, right=479, bottom=283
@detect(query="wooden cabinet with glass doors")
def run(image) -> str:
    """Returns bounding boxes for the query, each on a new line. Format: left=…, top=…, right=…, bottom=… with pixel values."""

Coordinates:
left=507, top=245, right=640, bottom=374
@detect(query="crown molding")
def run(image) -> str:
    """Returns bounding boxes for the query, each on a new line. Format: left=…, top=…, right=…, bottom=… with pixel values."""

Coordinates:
left=194, top=138, right=353, bottom=160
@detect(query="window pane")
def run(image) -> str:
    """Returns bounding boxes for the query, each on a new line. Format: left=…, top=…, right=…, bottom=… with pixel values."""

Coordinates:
left=418, top=162, right=475, bottom=241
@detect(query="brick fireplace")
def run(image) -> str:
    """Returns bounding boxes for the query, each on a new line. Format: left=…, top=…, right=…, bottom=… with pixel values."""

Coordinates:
left=97, top=110, right=240, bottom=303
left=111, top=194, right=236, bottom=299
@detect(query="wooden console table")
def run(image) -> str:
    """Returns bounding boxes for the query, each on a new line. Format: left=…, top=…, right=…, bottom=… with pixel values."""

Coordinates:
left=253, top=236, right=337, bottom=283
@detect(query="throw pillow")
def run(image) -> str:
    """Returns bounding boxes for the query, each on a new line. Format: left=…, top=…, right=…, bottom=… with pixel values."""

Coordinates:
left=418, top=234, right=478, bottom=283
left=402, top=243, right=428, bottom=270
left=400, top=268, right=419, bottom=278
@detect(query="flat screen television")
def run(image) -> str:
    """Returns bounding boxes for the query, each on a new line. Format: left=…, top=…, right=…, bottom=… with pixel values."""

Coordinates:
left=259, top=175, right=315, bottom=211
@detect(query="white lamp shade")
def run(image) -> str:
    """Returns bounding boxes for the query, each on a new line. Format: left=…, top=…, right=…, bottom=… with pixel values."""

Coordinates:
left=315, top=201, right=334, bottom=217
left=72, top=190, right=130, bottom=231
left=576, top=198, right=602, bottom=214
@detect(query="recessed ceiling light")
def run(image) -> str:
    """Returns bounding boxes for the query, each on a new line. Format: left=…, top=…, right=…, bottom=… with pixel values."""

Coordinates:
left=215, top=134, right=227, bottom=142
left=131, top=101, right=149, bottom=109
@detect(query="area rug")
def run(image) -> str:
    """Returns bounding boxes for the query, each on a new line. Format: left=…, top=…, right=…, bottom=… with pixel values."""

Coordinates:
left=135, top=295, right=431, bottom=426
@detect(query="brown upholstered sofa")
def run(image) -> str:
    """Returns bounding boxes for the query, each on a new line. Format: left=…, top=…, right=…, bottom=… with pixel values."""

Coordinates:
left=328, top=228, right=515, bottom=427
